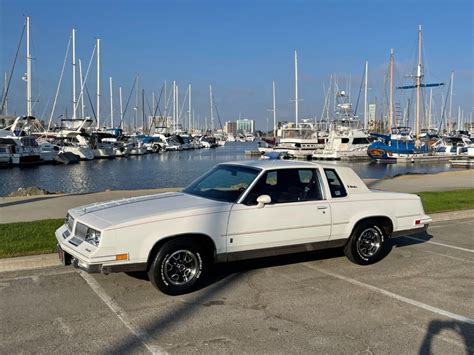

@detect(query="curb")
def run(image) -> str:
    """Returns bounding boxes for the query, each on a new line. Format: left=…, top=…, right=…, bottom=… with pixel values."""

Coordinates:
left=1, top=209, right=473, bottom=273
left=0, top=253, right=60, bottom=273
left=429, top=209, right=474, bottom=223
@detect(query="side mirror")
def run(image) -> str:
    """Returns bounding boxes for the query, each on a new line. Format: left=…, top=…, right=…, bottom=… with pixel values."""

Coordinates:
left=256, top=194, right=271, bottom=209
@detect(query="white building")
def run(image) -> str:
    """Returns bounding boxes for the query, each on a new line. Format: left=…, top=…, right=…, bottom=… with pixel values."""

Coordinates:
left=236, top=119, right=255, bottom=134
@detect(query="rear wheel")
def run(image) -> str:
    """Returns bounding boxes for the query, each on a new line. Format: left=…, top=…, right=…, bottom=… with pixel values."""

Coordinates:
left=344, top=221, right=387, bottom=265
left=148, top=238, right=207, bottom=295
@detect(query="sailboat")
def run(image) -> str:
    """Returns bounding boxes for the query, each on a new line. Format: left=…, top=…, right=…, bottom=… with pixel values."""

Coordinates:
left=367, top=26, right=443, bottom=162
left=0, top=17, right=45, bottom=165
left=259, top=50, right=322, bottom=159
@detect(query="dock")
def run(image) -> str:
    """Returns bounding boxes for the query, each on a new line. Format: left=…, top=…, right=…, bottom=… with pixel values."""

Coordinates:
left=396, top=155, right=462, bottom=163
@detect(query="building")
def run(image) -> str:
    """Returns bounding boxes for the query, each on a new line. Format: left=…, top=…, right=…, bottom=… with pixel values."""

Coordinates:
left=368, top=104, right=377, bottom=122
left=224, top=121, right=237, bottom=136
left=236, top=119, right=255, bottom=134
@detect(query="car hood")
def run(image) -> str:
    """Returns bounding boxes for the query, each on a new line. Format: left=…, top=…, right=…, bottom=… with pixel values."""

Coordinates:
left=69, top=192, right=229, bottom=230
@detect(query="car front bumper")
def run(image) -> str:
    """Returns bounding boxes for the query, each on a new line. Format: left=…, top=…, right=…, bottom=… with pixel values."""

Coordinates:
left=56, top=225, right=147, bottom=274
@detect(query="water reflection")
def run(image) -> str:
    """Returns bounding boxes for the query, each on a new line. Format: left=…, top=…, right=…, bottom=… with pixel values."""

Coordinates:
left=0, top=142, right=459, bottom=195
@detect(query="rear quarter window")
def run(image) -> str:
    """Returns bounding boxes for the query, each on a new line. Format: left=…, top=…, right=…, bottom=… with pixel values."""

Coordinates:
left=324, top=169, right=347, bottom=198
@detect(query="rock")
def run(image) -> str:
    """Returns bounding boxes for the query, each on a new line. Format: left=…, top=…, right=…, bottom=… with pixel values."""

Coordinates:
left=8, top=186, right=52, bottom=197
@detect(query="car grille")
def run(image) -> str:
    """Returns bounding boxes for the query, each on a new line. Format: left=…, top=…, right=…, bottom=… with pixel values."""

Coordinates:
left=75, top=222, right=88, bottom=240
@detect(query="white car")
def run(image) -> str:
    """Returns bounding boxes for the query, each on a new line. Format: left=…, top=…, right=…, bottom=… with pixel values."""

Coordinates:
left=56, top=160, right=431, bottom=295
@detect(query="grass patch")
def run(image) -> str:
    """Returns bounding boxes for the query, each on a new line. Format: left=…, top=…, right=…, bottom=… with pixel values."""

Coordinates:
left=0, top=189, right=473, bottom=259
left=0, top=219, right=63, bottom=258
left=419, top=189, right=474, bottom=214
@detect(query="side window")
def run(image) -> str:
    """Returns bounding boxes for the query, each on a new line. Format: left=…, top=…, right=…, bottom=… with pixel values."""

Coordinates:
left=266, top=171, right=277, bottom=186
left=244, top=169, right=323, bottom=205
left=324, top=169, right=347, bottom=198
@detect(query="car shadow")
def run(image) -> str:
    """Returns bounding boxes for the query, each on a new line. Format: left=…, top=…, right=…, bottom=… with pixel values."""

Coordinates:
left=116, top=234, right=439, bottom=353
left=114, top=247, right=345, bottom=353
left=125, top=247, right=345, bottom=289
left=419, top=319, right=474, bottom=355
left=126, top=232, right=434, bottom=289
left=389, top=231, right=433, bottom=249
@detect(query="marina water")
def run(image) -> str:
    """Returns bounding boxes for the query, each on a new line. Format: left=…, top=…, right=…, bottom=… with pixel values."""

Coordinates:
left=0, top=142, right=460, bottom=196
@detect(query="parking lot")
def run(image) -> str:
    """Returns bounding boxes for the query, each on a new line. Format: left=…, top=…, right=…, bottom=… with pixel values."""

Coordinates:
left=1, top=218, right=473, bottom=354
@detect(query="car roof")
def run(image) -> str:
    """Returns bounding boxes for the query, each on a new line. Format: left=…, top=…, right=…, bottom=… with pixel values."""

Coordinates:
left=221, top=160, right=342, bottom=170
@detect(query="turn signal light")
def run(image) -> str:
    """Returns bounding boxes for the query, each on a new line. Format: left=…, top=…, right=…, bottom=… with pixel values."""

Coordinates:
left=116, top=253, right=129, bottom=261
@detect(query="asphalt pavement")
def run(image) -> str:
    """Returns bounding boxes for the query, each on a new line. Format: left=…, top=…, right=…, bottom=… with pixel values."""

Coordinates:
left=1, top=218, right=473, bottom=354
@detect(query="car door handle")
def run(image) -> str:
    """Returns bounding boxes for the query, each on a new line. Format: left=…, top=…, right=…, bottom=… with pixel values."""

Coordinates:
left=317, top=206, right=328, bottom=210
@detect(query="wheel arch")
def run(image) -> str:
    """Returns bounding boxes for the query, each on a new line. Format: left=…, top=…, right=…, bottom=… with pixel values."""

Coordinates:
left=350, top=216, right=394, bottom=239
left=146, top=233, right=216, bottom=271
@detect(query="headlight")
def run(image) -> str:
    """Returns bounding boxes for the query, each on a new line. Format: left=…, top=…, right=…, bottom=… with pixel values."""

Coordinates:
left=85, top=228, right=101, bottom=246
left=65, top=213, right=74, bottom=231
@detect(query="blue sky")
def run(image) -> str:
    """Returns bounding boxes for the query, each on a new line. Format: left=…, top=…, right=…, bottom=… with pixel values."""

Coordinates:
left=1, top=0, right=473, bottom=130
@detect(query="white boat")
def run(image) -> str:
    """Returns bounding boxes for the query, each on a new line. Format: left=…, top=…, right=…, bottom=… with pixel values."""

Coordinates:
left=312, top=118, right=371, bottom=160
left=0, top=144, right=16, bottom=165
left=260, top=120, right=322, bottom=159
left=433, top=136, right=471, bottom=156
left=0, top=129, right=42, bottom=165
left=89, top=132, right=115, bottom=159
left=61, top=145, right=94, bottom=160
left=54, top=119, right=95, bottom=160
left=129, top=139, right=148, bottom=155
left=112, top=142, right=133, bottom=157
left=37, top=140, right=59, bottom=162
left=55, top=134, right=95, bottom=160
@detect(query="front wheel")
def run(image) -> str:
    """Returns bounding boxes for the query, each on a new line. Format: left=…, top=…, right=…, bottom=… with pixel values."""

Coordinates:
left=148, top=238, right=207, bottom=295
left=344, top=221, right=388, bottom=265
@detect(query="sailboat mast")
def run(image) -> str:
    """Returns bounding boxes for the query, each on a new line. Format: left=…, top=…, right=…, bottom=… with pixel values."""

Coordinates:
left=209, top=84, right=214, bottom=132
left=152, top=91, right=155, bottom=130
left=428, top=88, right=432, bottom=129
left=176, top=85, right=179, bottom=130
left=142, top=89, right=145, bottom=132
left=415, top=25, right=423, bottom=147
left=272, top=80, right=276, bottom=137
left=389, top=48, right=394, bottom=132
left=294, top=50, right=299, bottom=125
left=79, top=59, right=85, bottom=119
left=119, top=86, right=123, bottom=129
left=26, top=16, right=32, bottom=117
left=172, top=80, right=176, bottom=132
left=3, top=72, right=7, bottom=115
left=72, top=28, right=77, bottom=120
left=163, top=80, right=167, bottom=127
left=188, top=84, right=192, bottom=132
left=364, top=61, right=368, bottom=129
left=448, top=70, right=454, bottom=133
left=96, top=38, right=101, bottom=129
left=109, top=76, right=113, bottom=128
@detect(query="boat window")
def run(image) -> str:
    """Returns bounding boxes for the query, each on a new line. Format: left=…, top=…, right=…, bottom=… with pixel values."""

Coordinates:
left=341, top=138, right=350, bottom=143
left=353, top=138, right=369, bottom=145
left=243, top=168, right=323, bottom=205
left=324, top=169, right=347, bottom=198
left=183, top=165, right=260, bottom=203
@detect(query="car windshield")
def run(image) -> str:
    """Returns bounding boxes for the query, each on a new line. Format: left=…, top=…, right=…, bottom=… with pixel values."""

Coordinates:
left=183, top=164, right=261, bottom=203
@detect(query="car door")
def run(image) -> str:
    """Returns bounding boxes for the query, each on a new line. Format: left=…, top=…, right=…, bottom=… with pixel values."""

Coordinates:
left=226, top=168, right=331, bottom=256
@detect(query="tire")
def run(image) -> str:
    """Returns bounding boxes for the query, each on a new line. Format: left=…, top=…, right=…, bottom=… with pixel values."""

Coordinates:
left=344, top=221, right=387, bottom=265
left=147, top=237, right=207, bottom=295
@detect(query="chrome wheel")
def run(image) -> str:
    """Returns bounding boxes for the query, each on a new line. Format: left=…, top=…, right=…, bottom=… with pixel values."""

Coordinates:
left=163, top=250, right=199, bottom=286
left=356, top=227, right=382, bottom=259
